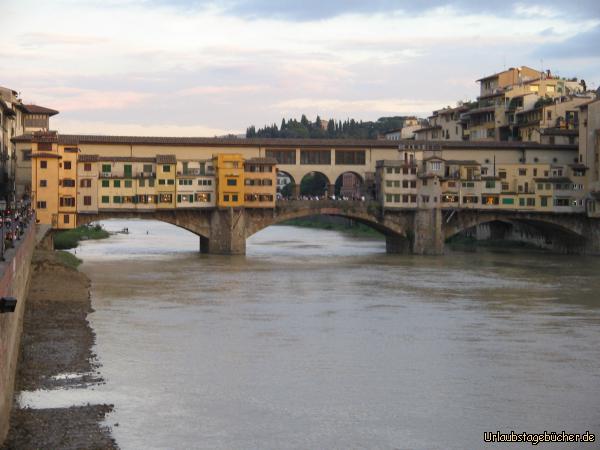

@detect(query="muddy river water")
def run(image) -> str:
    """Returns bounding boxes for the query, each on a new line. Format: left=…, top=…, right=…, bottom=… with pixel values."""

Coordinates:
left=23, top=220, right=600, bottom=449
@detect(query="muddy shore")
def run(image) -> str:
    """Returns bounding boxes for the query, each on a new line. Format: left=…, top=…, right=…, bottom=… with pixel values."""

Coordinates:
left=2, top=250, right=117, bottom=449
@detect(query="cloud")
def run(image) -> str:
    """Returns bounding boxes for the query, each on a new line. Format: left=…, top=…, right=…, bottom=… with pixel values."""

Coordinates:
left=536, top=25, right=600, bottom=58
left=145, top=0, right=600, bottom=21
left=19, top=32, right=109, bottom=48
left=26, top=87, right=153, bottom=112
left=53, top=118, right=231, bottom=136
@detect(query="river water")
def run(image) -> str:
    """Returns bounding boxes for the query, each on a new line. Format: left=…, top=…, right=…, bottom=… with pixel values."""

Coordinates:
left=26, top=220, right=600, bottom=449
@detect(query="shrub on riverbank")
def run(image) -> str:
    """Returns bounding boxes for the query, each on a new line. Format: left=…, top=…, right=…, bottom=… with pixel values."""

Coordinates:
left=53, top=225, right=110, bottom=250
left=55, top=250, right=83, bottom=268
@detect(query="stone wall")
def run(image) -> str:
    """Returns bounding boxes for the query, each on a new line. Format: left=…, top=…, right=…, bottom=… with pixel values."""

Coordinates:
left=0, top=222, right=36, bottom=445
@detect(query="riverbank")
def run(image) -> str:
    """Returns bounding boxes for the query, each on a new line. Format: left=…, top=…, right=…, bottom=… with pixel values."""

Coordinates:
left=280, top=216, right=384, bottom=239
left=53, top=225, right=110, bottom=250
left=1, top=249, right=117, bottom=449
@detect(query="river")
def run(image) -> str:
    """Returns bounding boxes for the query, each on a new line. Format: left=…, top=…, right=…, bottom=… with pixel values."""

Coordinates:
left=23, top=220, right=600, bottom=449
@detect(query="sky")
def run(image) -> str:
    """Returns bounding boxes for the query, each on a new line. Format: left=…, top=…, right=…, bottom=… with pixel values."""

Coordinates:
left=1, top=0, right=599, bottom=136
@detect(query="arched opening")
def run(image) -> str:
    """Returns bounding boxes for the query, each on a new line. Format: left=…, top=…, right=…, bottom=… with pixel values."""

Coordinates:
left=446, top=218, right=586, bottom=252
left=276, top=170, right=296, bottom=199
left=334, top=172, right=364, bottom=199
left=299, top=171, right=330, bottom=198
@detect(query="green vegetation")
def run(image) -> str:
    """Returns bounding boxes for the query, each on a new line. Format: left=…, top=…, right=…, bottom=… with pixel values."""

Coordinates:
left=55, top=250, right=83, bottom=268
left=246, top=115, right=423, bottom=140
left=281, top=217, right=384, bottom=239
left=53, top=224, right=110, bottom=250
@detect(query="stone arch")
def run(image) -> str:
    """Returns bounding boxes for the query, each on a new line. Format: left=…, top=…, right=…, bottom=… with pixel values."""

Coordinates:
left=444, top=210, right=588, bottom=251
left=244, top=202, right=411, bottom=241
left=298, top=171, right=332, bottom=197
left=276, top=169, right=296, bottom=198
left=76, top=210, right=212, bottom=240
left=333, top=171, right=364, bottom=199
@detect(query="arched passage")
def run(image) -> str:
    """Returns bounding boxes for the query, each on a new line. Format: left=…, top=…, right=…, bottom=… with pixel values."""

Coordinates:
left=445, top=212, right=588, bottom=253
left=299, top=171, right=331, bottom=198
left=334, top=171, right=364, bottom=199
left=276, top=170, right=296, bottom=198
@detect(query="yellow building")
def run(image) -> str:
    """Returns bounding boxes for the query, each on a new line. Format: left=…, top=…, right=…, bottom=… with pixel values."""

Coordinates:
left=156, top=155, right=177, bottom=209
left=30, top=131, right=77, bottom=229
left=243, top=157, right=277, bottom=208
left=214, top=153, right=244, bottom=208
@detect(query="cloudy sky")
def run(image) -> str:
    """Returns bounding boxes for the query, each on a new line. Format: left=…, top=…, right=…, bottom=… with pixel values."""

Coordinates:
left=1, top=0, right=599, bottom=136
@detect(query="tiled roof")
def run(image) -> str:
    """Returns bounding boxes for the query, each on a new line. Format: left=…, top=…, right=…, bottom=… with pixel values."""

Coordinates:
left=30, top=152, right=61, bottom=159
left=445, top=159, right=480, bottom=165
left=15, top=104, right=59, bottom=116
left=78, top=154, right=99, bottom=162
left=10, top=133, right=578, bottom=151
left=246, top=157, right=277, bottom=164
left=156, top=154, right=177, bottom=164
left=98, top=156, right=156, bottom=162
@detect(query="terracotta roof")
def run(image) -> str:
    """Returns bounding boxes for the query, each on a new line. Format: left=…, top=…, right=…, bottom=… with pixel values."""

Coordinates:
left=21, top=104, right=59, bottom=116
left=463, top=106, right=495, bottom=115
left=540, top=128, right=578, bottom=136
left=246, top=157, right=277, bottom=164
left=10, top=133, right=578, bottom=151
left=445, top=159, right=480, bottom=166
left=30, top=152, right=61, bottom=159
left=533, top=177, right=572, bottom=183
left=98, top=156, right=156, bottom=162
left=156, top=154, right=176, bottom=164
left=78, top=154, right=99, bottom=162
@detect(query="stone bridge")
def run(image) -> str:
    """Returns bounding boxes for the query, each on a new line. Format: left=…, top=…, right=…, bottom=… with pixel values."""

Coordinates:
left=76, top=201, right=600, bottom=255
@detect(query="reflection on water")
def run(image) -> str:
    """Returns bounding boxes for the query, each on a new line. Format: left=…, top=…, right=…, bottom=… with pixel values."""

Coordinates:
left=51, top=220, right=600, bottom=448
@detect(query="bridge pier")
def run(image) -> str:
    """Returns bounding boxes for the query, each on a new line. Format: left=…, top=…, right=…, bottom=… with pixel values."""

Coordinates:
left=199, top=235, right=210, bottom=253
left=411, top=208, right=444, bottom=255
left=385, top=235, right=411, bottom=253
left=208, top=208, right=247, bottom=255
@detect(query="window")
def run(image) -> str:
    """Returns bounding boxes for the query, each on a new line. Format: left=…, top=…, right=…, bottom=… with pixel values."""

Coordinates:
left=113, top=196, right=122, bottom=204
left=36, top=201, right=47, bottom=209
left=160, top=194, right=173, bottom=203
left=84, top=196, right=92, bottom=206
left=149, top=179, right=155, bottom=187
left=124, top=164, right=132, bottom=177
left=335, top=150, right=365, bottom=165
left=40, top=160, right=47, bottom=169
left=84, top=163, right=92, bottom=171
left=143, top=164, right=153, bottom=173
left=518, top=168, right=527, bottom=176
left=227, top=178, right=237, bottom=186
left=541, top=197, right=548, bottom=207
left=125, top=180, right=132, bottom=188
left=163, top=165, right=171, bottom=172
left=139, top=179, right=145, bottom=187
left=485, top=181, right=495, bottom=189
left=62, top=179, right=75, bottom=187
left=101, top=196, right=109, bottom=204
left=40, top=180, right=47, bottom=187
left=101, top=180, right=109, bottom=188
left=502, top=197, right=514, bottom=205
left=430, top=161, right=441, bottom=171
left=300, top=150, right=331, bottom=165
left=59, top=197, right=75, bottom=207
left=64, top=215, right=70, bottom=224
left=266, top=150, right=296, bottom=164
left=159, top=179, right=166, bottom=185
left=232, top=194, right=238, bottom=202
left=223, top=194, right=230, bottom=201
left=114, top=180, right=121, bottom=188
left=167, top=179, right=174, bottom=185
left=80, top=179, right=92, bottom=188
left=63, top=161, right=71, bottom=170
left=533, top=168, right=538, bottom=177
left=386, top=180, right=393, bottom=187
left=498, top=170, right=506, bottom=179
left=102, top=164, right=111, bottom=173
left=386, top=167, right=393, bottom=174
left=196, top=193, right=211, bottom=202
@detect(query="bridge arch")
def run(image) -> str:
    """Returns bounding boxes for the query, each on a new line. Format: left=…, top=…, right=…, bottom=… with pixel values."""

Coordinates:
left=299, top=171, right=331, bottom=197
left=444, top=211, right=588, bottom=251
left=334, top=171, right=364, bottom=199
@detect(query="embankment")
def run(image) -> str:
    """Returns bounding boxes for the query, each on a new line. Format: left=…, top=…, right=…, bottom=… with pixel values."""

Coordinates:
left=0, top=222, right=36, bottom=444
left=1, top=249, right=117, bottom=449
